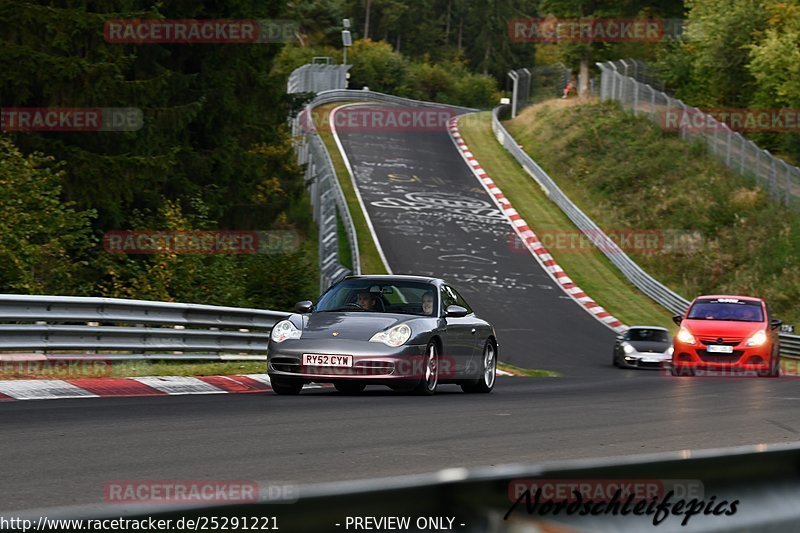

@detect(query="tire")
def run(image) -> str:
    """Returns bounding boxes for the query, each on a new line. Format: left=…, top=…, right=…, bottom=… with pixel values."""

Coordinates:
left=612, top=350, right=620, bottom=367
left=270, top=377, right=304, bottom=395
left=462, top=339, right=497, bottom=393
left=762, top=356, right=780, bottom=378
left=413, top=341, right=439, bottom=395
left=334, top=382, right=367, bottom=394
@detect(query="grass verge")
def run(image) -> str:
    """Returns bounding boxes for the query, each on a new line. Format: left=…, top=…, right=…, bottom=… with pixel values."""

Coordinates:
left=497, top=362, right=562, bottom=377
left=457, top=109, right=675, bottom=330
left=316, top=103, right=388, bottom=274
left=0, top=360, right=267, bottom=379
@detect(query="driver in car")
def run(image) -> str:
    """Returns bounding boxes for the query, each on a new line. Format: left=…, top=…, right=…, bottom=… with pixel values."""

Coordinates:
left=357, top=291, right=379, bottom=311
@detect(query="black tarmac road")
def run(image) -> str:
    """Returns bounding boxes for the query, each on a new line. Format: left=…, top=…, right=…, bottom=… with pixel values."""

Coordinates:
left=3, top=376, right=800, bottom=512
left=3, top=103, right=799, bottom=515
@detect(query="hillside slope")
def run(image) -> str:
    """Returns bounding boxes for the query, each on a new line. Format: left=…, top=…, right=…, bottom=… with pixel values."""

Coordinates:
left=506, top=100, right=800, bottom=326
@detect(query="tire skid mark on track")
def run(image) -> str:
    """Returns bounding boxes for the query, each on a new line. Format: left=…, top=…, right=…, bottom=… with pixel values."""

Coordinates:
left=447, top=116, right=627, bottom=334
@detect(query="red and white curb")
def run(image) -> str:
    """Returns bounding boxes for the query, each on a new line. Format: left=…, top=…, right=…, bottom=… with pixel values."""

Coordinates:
left=0, top=374, right=295, bottom=402
left=447, top=116, right=627, bottom=334
left=0, top=371, right=516, bottom=401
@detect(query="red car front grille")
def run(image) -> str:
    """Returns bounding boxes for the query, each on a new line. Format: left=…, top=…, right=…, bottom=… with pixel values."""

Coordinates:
left=699, top=337, right=743, bottom=346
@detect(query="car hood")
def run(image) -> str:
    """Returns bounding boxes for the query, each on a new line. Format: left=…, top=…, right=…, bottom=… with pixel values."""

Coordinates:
left=682, top=319, right=763, bottom=338
left=301, top=312, right=413, bottom=341
left=627, top=340, right=670, bottom=353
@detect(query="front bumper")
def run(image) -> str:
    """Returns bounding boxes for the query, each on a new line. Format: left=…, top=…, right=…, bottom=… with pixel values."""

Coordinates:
left=619, top=351, right=671, bottom=369
left=672, top=341, right=772, bottom=371
left=267, top=339, right=432, bottom=382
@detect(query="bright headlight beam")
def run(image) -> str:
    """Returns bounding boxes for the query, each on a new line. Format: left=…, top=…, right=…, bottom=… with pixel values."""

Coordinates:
left=676, top=327, right=696, bottom=345
left=746, top=330, right=768, bottom=347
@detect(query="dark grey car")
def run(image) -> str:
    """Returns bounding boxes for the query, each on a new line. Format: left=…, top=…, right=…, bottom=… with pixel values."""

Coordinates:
left=267, top=275, right=498, bottom=395
left=612, top=326, right=673, bottom=369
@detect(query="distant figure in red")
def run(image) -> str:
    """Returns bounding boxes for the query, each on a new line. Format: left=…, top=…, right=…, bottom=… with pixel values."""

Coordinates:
left=562, top=81, right=574, bottom=99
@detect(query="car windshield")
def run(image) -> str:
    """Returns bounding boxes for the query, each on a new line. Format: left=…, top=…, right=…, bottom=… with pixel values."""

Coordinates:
left=687, top=299, right=764, bottom=322
left=314, top=279, right=438, bottom=316
left=626, top=329, right=670, bottom=343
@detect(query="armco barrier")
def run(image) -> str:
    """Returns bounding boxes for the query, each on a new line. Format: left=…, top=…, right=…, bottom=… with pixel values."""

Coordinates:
left=490, top=104, right=800, bottom=357
left=0, top=294, right=289, bottom=360
left=23, top=442, right=800, bottom=531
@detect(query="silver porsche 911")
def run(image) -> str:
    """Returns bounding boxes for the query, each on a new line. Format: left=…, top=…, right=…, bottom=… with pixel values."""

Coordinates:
left=267, top=275, right=498, bottom=395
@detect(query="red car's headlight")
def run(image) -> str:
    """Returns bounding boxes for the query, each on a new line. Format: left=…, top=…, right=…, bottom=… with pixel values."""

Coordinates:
left=676, top=327, right=696, bottom=345
left=745, top=330, right=768, bottom=347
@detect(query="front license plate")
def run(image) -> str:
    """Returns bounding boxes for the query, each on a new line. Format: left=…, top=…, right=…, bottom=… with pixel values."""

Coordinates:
left=302, top=354, right=353, bottom=367
left=707, top=345, right=734, bottom=354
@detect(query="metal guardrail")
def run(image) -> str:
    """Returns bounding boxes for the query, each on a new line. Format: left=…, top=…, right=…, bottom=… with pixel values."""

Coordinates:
left=287, top=63, right=350, bottom=94
left=0, top=294, right=289, bottom=359
left=27, top=442, right=800, bottom=531
left=491, top=105, right=800, bottom=357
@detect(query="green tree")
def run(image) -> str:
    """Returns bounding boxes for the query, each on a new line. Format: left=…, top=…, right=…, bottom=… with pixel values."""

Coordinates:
left=0, top=136, right=96, bottom=294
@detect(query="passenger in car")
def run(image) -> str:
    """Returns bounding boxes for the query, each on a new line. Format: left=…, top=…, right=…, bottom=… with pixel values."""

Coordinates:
left=422, top=291, right=435, bottom=315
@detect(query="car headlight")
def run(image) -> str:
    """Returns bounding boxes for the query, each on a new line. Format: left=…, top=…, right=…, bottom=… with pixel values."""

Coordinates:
left=369, top=324, right=412, bottom=347
left=676, top=327, right=696, bottom=345
left=622, top=342, right=635, bottom=354
left=745, top=330, right=768, bottom=347
left=665, top=346, right=674, bottom=356
left=271, top=320, right=301, bottom=343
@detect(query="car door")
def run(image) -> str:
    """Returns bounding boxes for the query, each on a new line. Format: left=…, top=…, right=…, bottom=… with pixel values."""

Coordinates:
left=440, top=285, right=477, bottom=376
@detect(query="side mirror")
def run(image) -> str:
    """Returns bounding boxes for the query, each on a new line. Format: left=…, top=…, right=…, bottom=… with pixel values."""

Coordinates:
left=672, top=314, right=683, bottom=326
left=445, top=305, right=468, bottom=318
left=295, top=300, right=313, bottom=313
left=770, top=319, right=782, bottom=331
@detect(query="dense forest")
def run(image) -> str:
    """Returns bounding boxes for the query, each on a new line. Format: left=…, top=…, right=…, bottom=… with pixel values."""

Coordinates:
left=1, top=0, right=797, bottom=309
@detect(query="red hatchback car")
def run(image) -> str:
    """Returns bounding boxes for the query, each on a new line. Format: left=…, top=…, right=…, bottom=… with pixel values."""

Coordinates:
left=671, top=295, right=782, bottom=377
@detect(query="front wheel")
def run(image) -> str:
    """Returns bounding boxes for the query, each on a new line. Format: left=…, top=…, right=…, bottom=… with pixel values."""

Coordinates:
left=413, top=341, right=439, bottom=395
left=270, top=377, right=304, bottom=395
left=760, top=356, right=780, bottom=378
left=462, top=339, right=496, bottom=393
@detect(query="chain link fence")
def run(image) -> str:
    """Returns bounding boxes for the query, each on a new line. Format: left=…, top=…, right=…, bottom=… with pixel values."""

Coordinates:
left=508, top=64, right=571, bottom=118
left=597, top=60, right=800, bottom=209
